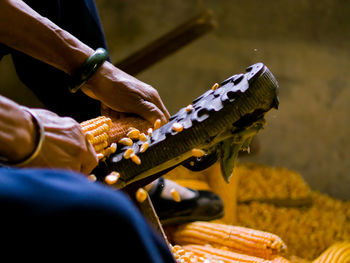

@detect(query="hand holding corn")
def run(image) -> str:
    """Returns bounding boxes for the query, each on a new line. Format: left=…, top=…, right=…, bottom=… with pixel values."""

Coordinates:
left=81, top=61, right=170, bottom=125
left=18, top=108, right=98, bottom=174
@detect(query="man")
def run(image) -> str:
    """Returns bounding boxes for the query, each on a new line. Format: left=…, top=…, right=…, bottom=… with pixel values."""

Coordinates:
left=0, top=0, right=174, bottom=261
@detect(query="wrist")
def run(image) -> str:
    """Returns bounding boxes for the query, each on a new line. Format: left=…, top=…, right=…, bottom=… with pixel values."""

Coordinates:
left=68, top=48, right=109, bottom=93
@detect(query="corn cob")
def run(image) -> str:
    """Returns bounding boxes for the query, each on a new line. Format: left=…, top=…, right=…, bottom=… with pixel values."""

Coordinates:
left=172, top=222, right=287, bottom=259
left=182, top=244, right=271, bottom=263
left=107, top=117, right=151, bottom=144
left=81, top=115, right=152, bottom=161
left=312, top=243, right=350, bottom=263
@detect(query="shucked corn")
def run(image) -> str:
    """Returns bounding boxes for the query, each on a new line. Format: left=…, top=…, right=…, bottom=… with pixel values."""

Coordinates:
left=236, top=163, right=350, bottom=260
left=172, top=221, right=287, bottom=260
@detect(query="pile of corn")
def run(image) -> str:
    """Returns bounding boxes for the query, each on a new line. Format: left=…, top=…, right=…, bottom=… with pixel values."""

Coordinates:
left=236, top=163, right=311, bottom=203
left=235, top=163, right=350, bottom=261
left=169, top=221, right=290, bottom=263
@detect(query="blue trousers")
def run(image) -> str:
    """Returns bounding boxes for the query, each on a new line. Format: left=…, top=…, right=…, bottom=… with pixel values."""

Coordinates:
left=0, top=167, right=175, bottom=262
left=0, top=0, right=110, bottom=122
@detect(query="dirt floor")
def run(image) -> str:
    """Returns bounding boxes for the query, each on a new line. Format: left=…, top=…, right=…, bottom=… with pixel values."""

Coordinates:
left=0, top=0, right=349, bottom=199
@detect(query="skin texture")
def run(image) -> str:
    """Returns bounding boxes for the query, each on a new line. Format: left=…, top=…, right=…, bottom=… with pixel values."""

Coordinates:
left=0, top=0, right=169, bottom=124
left=0, top=95, right=98, bottom=174
left=0, top=0, right=170, bottom=173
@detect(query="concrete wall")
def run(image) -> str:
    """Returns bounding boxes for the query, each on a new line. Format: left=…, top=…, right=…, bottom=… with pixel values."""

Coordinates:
left=1, top=0, right=349, bottom=199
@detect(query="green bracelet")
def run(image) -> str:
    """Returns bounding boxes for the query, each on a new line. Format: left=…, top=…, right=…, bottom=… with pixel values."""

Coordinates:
left=68, top=48, right=109, bottom=93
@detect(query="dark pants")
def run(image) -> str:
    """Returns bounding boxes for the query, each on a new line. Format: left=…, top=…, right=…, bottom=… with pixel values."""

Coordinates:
left=0, top=167, right=175, bottom=262
left=0, top=0, right=109, bottom=122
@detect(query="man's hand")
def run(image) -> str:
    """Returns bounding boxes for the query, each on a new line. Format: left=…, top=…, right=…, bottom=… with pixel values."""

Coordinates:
left=82, top=61, right=170, bottom=125
left=24, top=109, right=98, bottom=174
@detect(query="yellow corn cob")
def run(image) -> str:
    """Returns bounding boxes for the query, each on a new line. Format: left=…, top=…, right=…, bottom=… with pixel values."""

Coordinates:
left=313, top=242, right=350, bottom=263
left=93, top=141, right=109, bottom=152
left=80, top=116, right=111, bottom=131
left=172, top=221, right=287, bottom=259
left=81, top=115, right=152, bottom=161
left=182, top=244, right=271, bottom=263
left=107, top=117, right=152, bottom=144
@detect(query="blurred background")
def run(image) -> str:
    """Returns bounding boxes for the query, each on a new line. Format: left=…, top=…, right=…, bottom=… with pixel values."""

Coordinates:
left=0, top=0, right=349, bottom=199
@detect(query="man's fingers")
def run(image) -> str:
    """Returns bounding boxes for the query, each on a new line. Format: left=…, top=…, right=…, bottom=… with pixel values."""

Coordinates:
left=135, top=100, right=168, bottom=125
left=81, top=137, right=99, bottom=174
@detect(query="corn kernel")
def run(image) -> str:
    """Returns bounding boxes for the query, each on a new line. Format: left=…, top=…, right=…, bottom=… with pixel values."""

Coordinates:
left=88, top=174, right=97, bottom=182
left=105, top=171, right=120, bottom=185
left=136, top=188, right=148, bottom=203
left=211, top=82, right=219, bottom=90
left=191, top=148, right=206, bottom=157
left=172, top=122, right=184, bottom=133
left=118, top=137, right=133, bottom=146
left=171, top=188, right=181, bottom=202
left=131, top=154, right=141, bottom=165
left=127, top=128, right=140, bottom=140
left=140, top=142, right=149, bottom=153
left=139, top=133, right=147, bottom=142
left=85, top=132, right=94, bottom=141
left=154, top=119, right=161, bottom=130
left=109, top=143, right=117, bottom=154
left=123, top=148, right=134, bottom=159
left=185, top=104, right=194, bottom=113
left=147, top=128, right=153, bottom=137
left=93, top=141, right=108, bottom=152
left=97, top=153, right=105, bottom=160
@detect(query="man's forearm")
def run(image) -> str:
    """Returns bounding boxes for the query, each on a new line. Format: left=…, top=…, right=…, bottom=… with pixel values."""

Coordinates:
left=0, top=0, right=95, bottom=75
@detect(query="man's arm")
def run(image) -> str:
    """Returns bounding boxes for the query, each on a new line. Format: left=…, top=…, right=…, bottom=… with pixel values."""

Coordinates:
left=0, top=94, right=98, bottom=173
left=0, top=0, right=92, bottom=75
left=0, top=0, right=170, bottom=124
